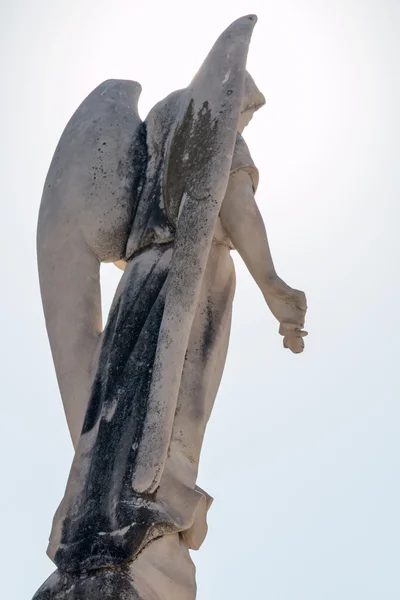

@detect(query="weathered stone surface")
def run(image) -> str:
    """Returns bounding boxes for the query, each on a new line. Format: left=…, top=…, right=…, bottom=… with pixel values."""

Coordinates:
left=33, top=535, right=195, bottom=600
left=37, top=78, right=146, bottom=446
left=34, top=13, right=308, bottom=600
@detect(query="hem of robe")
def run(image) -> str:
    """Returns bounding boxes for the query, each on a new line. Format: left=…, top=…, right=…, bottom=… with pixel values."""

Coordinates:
left=49, top=481, right=212, bottom=572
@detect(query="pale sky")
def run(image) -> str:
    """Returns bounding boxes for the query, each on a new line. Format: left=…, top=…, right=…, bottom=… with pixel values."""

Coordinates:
left=1, top=1, right=399, bottom=598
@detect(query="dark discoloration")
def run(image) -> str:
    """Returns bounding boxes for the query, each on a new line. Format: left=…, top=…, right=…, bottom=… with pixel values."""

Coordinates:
left=165, top=99, right=219, bottom=224
left=202, top=297, right=217, bottom=362
left=85, top=120, right=148, bottom=262
left=32, top=566, right=140, bottom=600
left=40, top=79, right=146, bottom=263
left=125, top=93, right=182, bottom=259
left=55, top=245, right=178, bottom=572
left=82, top=245, right=166, bottom=435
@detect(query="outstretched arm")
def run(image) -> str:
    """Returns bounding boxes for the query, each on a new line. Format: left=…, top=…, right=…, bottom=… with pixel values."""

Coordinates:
left=220, top=169, right=307, bottom=353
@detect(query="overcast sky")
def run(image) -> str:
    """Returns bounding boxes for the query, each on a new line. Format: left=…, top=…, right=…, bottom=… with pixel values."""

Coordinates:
left=1, top=1, right=399, bottom=598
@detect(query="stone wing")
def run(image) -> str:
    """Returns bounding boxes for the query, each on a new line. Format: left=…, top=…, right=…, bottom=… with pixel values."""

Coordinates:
left=37, top=79, right=145, bottom=445
left=132, top=15, right=258, bottom=493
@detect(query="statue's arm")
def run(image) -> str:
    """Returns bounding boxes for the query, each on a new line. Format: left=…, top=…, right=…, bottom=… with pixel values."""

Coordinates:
left=220, top=169, right=308, bottom=352
left=220, top=169, right=277, bottom=292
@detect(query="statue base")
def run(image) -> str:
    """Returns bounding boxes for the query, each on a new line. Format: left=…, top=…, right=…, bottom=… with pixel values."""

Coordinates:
left=32, top=534, right=196, bottom=600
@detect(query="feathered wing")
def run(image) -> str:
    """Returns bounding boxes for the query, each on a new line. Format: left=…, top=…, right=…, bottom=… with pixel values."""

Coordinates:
left=132, top=14, right=258, bottom=493
left=37, top=79, right=144, bottom=447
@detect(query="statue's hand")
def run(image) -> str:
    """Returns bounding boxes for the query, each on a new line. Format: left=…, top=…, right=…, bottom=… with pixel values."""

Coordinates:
left=264, top=277, right=308, bottom=354
left=280, top=323, right=308, bottom=353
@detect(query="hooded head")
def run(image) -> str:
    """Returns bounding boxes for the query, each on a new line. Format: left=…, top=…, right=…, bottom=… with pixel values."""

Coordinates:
left=238, top=71, right=265, bottom=132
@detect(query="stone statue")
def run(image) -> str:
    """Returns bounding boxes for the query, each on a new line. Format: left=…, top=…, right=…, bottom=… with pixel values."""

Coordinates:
left=33, top=15, right=307, bottom=600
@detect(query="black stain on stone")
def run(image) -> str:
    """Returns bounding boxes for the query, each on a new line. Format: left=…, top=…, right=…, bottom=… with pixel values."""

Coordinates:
left=32, top=566, right=140, bottom=600
left=201, top=298, right=216, bottom=362
left=87, top=120, right=148, bottom=263
left=165, top=98, right=219, bottom=224
left=52, top=90, right=228, bottom=574
left=55, top=245, right=177, bottom=573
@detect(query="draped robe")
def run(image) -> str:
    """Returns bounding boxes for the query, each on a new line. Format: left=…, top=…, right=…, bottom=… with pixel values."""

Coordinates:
left=48, top=103, right=258, bottom=573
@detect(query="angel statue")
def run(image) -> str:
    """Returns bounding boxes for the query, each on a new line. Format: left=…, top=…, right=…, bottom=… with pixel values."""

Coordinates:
left=33, top=14, right=307, bottom=600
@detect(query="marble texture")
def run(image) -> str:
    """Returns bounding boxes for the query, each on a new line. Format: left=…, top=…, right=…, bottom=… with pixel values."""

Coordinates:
left=33, top=535, right=196, bottom=600
left=34, top=13, right=307, bottom=600
left=37, top=78, right=145, bottom=447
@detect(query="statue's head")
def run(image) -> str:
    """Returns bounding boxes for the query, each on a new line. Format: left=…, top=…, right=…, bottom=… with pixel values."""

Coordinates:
left=238, top=71, right=265, bottom=132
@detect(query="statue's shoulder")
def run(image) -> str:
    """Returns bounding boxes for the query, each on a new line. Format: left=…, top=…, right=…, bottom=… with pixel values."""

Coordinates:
left=231, top=133, right=259, bottom=191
